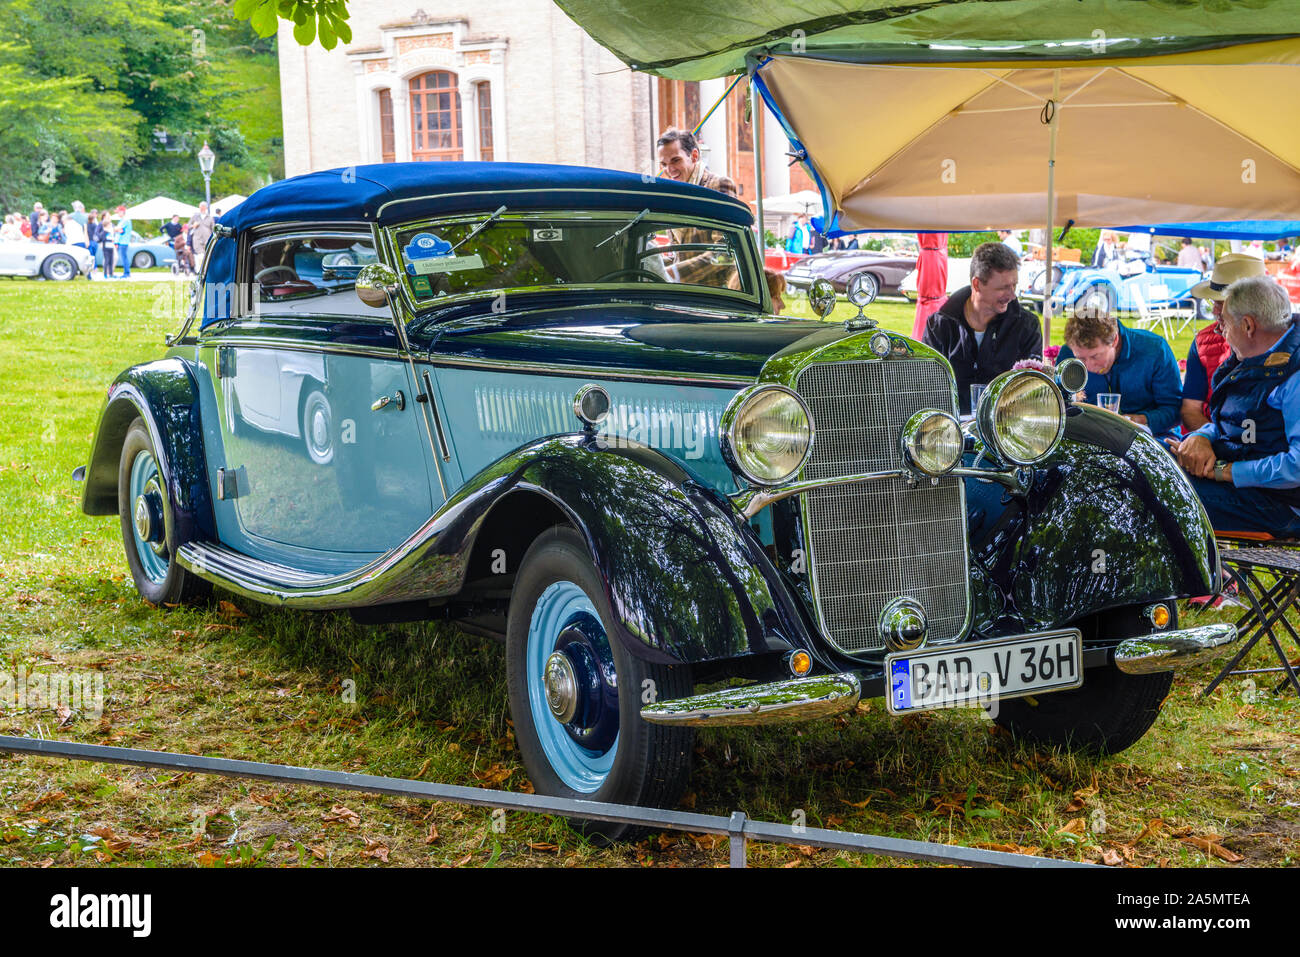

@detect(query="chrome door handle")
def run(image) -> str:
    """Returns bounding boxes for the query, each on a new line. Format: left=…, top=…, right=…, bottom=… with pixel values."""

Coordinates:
left=371, top=390, right=405, bottom=412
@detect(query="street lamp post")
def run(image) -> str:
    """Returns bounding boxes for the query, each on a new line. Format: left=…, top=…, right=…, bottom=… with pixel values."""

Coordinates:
left=197, top=142, right=216, bottom=206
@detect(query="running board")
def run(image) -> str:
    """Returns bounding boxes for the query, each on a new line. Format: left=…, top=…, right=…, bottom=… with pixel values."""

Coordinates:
left=175, top=533, right=459, bottom=610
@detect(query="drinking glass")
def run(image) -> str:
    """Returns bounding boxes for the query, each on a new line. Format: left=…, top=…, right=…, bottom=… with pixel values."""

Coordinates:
left=969, top=383, right=986, bottom=413
left=1098, top=392, right=1121, bottom=414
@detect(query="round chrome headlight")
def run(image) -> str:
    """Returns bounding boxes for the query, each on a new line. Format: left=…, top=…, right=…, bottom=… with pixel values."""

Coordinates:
left=975, top=370, right=1066, bottom=466
left=900, top=410, right=963, bottom=476
left=720, top=385, right=814, bottom=486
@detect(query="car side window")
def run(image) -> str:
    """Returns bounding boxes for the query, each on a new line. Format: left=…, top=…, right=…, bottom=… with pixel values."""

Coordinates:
left=247, top=232, right=380, bottom=318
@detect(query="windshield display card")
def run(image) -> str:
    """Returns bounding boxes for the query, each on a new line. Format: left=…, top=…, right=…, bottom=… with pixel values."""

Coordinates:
left=411, top=254, right=484, bottom=274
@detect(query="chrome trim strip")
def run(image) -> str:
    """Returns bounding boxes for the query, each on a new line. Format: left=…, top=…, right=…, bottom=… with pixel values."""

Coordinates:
left=194, top=335, right=405, bottom=361
left=1113, top=624, right=1239, bottom=675
left=422, top=369, right=451, bottom=463
left=429, top=355, right=752, bottom=388
left=639, top=673, right=861, bottom=727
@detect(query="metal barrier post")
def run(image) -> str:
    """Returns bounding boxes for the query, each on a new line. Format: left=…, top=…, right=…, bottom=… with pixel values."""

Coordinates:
left=728, top=810, right=748, bottom=868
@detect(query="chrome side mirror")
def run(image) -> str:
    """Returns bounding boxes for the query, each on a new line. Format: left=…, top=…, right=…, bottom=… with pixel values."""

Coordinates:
left=356, top=262, right=400, bottom=308
left=1056, top=356, right=1088, bottom=396
left=809, top=277, right=836, bottom=319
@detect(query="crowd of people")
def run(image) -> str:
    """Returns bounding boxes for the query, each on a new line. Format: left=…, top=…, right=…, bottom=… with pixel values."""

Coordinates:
left=918, top=241, right=1300, bottom=537
left=0, top=199, right=217, bottom=278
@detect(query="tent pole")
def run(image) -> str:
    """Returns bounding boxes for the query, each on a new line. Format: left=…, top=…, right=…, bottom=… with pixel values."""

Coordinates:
left=752, top=74, right=766, bottom=272
left=1043, top=69, right=1061, bottom=345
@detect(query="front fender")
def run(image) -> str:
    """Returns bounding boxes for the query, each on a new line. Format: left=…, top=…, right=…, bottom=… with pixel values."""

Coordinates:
left=80, top=359, right=214, bottom=547
left=502, top=437, right=807, bottom=666
left=972, top=406, right=1217, bottom=632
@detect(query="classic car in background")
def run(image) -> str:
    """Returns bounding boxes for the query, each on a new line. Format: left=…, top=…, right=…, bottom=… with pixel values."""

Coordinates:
left=784, top=248, right=916, bottom=303
left=77, top=162, right=1237, bottom=837
left=1023, top=257, right=1211, bottom=320
left=95, top=230, right=180, bottom=270
left=0, top=238, right=94, bottom=280
left=900, top=256, right=971, bottom=302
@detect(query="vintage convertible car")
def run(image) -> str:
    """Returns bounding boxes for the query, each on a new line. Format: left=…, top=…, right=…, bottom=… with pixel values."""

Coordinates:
left=1024, top=257, right=1211, bottom=321
left=0, top=237, right=94, bottom=280
left=784, top=248, right=916, bottom=303
left=77, top=162, right=1238, bottom=837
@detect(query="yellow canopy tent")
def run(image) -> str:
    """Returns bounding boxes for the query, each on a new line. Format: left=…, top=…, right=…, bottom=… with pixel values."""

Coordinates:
left=556, top=1, right=1300, bottom=336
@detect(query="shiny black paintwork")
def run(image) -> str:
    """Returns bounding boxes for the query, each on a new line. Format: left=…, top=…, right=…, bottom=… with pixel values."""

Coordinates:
left=82, top=360, right=215, bottom=548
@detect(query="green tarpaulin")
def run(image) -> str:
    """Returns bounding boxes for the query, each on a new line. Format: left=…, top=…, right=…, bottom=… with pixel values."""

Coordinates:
left=555, top=0, right=1300, bottom=79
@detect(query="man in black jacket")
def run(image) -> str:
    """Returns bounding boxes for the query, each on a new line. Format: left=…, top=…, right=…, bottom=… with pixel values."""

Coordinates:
left=922, top=241, right=1043, bottom=414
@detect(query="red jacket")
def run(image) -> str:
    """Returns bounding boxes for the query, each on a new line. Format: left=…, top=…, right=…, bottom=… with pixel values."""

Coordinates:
left=1194, top=324, right=1233, bottom=418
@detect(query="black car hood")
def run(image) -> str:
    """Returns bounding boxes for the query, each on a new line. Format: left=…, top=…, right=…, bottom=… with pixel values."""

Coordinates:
left=417, top=297, right=830, bottom=382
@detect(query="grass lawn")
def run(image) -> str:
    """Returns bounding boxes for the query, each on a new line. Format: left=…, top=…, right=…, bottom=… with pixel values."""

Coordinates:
left=0, top=281, right=1296, bottom=868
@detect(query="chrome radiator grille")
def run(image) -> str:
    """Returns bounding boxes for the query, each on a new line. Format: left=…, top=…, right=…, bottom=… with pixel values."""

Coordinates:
left=795, top=359, right=969, bottom=656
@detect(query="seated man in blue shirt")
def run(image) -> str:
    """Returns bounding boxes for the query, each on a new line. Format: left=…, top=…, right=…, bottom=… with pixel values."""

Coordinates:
left=1169, top=275, right=1300, bottom=537
left=1056, top=311, right=1183, bottom=438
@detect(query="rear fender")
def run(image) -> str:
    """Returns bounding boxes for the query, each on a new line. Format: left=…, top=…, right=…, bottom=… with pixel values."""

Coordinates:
left=80, top=359, right=214, bottom=547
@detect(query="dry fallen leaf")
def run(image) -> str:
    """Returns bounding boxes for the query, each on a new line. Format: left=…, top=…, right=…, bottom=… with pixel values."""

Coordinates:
left=424, top=824, right=440, bottom=845
left=20, top=792, right=66, bottom=812
left=197, top=851, right=221, bottom=867
left=841, top=797, right=872, bottom=809
left=1064, top=797, right=1086, bottom=813
left=362, top=839, right=389, bottom=863
left=1101, top=847, right=1124, bottom=866
left=1134, top=819, right=1165, bottom=842
left=322, top=805, right=361, bottom=828
left=1179, top=835, right=1244, bottom=863
left=217, top=600, right=248, bottom=618
left=1056, top=818, right=1087, bottom=837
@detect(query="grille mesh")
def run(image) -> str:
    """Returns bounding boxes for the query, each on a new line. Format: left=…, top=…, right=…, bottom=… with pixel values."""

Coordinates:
left=796, top=359, right=969, bottom=655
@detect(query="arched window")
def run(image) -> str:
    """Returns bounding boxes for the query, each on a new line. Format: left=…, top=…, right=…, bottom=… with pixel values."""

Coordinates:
left=377, top=88, right=395, bottom=163
left=409, top=71, right=463, bottom=161
left=475, top=81, right=494, bottom=161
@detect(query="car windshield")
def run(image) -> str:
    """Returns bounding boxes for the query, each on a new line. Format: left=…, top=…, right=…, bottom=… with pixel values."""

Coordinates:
left=392, top=212, right=759, bottom=306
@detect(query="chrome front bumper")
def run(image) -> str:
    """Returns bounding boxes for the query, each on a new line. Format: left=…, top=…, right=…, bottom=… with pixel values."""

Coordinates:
left=640, top=674, right=861, bottom=727
left=1113, top=623, right=1239, bottom=675
left=641, top=623, right=1240, bottom=727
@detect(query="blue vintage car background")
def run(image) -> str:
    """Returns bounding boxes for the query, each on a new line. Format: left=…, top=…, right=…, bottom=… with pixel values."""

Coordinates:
left=94, top=230, right=179, bottom=270
left=1033, top=258, right=1209, bottom=319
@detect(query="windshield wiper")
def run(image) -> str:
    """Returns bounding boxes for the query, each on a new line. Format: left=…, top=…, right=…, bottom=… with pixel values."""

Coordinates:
left=451, top=205, right=507, bottom=252
left=594, top=208, right=649, bottom=249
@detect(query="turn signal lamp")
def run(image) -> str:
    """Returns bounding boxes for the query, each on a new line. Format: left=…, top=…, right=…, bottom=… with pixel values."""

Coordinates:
left=1147, top=603, right=1171, bottom=629
left=787, top=650, right=813, bottom=677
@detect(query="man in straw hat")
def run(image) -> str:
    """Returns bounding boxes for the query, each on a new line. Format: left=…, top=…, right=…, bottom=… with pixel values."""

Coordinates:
left=1169, top=275, right=1300, bottom=536
left=1180, top=253, right=1268, bottom=433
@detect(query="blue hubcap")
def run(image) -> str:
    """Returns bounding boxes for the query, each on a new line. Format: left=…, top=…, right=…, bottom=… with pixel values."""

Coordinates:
left=129, top=451, right=169, bottom=584
left=526, top=581, right=618, bottom=793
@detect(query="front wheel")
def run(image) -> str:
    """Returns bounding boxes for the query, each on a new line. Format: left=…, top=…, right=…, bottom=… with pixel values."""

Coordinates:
left=506, top=527, right=693, bottom=840
left=132, top=251, right=154, bottom=269
left=42, top=254, right=77, bottom=281
left=991, top=666, right=1173, bottom=755
left=118, top=418, right=210, bottom=606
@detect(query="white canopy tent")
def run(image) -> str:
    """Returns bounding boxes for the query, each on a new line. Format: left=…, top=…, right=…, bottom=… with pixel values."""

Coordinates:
left=123, top=196, right=199, bottom=221
left=212, top=194, right=247, bottom=214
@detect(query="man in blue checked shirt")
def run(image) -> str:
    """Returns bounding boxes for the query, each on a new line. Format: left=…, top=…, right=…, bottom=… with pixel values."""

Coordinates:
left=1168, top=275, right=1300, bottom=536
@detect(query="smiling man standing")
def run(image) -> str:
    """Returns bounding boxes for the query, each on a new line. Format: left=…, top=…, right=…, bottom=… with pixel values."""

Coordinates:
left=923, top=241, right=1043, bottom=414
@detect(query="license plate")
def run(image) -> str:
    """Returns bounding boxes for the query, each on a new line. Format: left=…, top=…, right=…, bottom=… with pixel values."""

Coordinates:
left=885, top=629, right=1083, bottom=715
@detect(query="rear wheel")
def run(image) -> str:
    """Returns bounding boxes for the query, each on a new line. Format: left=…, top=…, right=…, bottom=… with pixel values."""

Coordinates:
left=506, top=527, right=693, bottom=840
left=991, top=665, right=1172, bottom=755
left=132, top=251, right=154, bottom=269
left=118, top=418, right=210, bottom=606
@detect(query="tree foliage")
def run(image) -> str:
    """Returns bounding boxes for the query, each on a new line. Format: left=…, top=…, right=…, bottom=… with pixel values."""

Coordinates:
left=232, top=0, right=352, bottom=49
left=0, top=0, right=283, bottom=211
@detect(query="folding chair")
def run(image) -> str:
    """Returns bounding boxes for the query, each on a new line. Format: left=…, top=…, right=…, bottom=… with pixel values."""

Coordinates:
left=1132, top=285, right=1178, bottom=341
left=1199, top=531, right=1300, bottom=697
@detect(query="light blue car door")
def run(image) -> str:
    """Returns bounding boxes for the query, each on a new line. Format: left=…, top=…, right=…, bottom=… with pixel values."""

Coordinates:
left=195, top=229, right=440, bottom=573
